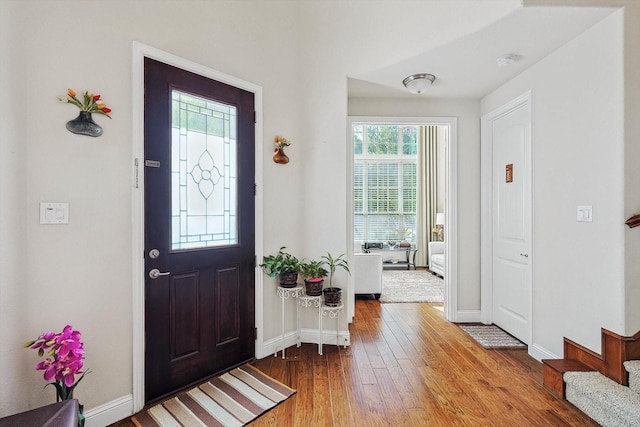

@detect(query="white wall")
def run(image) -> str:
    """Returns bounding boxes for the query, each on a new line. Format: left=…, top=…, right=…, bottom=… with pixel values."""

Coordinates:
left=481, top=9, right=625, bottom=355
left=0, top=0, right=29, bottom=417
left=348, top=98, right=482, bottom=312
left=621, top=2, right=640, bottom=337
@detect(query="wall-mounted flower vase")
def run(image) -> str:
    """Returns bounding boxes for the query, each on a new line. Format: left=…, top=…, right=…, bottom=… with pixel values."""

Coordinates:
left=273, top=135, right=291, bottom=164
left=273, top=148, right=289, bottom=164
left=66, top=111, right=103, bottom=137
left=59, top=88, right=112, bottom=137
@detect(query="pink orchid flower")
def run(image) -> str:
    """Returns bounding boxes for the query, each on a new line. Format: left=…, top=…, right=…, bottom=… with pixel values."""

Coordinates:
left=25, top=324, right=88, bottom=398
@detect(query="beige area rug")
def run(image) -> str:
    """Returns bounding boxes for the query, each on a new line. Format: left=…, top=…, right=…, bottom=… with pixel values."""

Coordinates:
left=459, top=324, right=527, bottom=350
left=132, top=364, right=295, bottom=427
left=379, top=269, right=444, bottom=303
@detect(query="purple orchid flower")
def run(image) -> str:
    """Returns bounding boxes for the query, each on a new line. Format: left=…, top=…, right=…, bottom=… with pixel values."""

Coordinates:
left=25, top=325, right=89, bottom=401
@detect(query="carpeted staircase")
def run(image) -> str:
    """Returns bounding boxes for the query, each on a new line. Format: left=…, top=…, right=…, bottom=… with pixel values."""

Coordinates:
left=542, top=329, right=640, bottom=426
left=626, top=360, right=640, bottom=389
left=564, top=361, right=640, bottom=426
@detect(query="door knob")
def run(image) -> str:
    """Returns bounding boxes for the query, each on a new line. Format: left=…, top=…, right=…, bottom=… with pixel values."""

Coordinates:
left=519, top=253, right=529, bottom=258
left=149, top=268, right=171, bottom=279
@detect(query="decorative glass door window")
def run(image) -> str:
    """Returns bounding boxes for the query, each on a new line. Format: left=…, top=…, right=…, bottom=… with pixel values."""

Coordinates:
left=171, top=89, right=237, bottom=250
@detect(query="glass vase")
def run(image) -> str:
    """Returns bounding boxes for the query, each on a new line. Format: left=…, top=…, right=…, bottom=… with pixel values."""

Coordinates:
left=78, top=403, right=85, bottom=427
left=66, top=111, right=103, bottom=137
left=54, top=384, right=85, bottom=427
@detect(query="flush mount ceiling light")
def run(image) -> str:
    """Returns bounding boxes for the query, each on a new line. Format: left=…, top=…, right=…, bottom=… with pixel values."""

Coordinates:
left=402, top=73, right=436, bottom=94
left=496, top=53, right=518, bottom=67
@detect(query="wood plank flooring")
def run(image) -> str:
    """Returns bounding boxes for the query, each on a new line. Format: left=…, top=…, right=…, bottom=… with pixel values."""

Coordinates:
left=110, top=298, right=597, bottom=426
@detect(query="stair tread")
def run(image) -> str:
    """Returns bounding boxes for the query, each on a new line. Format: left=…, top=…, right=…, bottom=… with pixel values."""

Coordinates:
left=543, top=359, right=597, bottom=399
left=624, top=360, right=640, bottom=372
left=565, top=371, right=640, bottom=426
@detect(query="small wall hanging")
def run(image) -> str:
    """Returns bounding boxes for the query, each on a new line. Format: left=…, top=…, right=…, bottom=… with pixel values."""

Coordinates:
left=273, top=135, right=291, bottom=164
left=59, top=88, right=112, bottom=137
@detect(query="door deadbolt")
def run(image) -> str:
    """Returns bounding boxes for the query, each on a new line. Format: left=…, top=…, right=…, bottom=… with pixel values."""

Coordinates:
left=149, top=248, right=160, bottom=259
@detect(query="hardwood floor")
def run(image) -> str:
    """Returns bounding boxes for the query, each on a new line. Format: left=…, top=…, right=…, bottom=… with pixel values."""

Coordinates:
left=111, top=298, right=597, bottom=426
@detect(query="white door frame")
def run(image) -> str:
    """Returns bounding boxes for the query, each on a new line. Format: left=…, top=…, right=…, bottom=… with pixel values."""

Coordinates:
left=131, top=42, right=264, bottom=412
left=346, top=116, right=458, bottom=322
left=480, top=91, right=533, bottom=341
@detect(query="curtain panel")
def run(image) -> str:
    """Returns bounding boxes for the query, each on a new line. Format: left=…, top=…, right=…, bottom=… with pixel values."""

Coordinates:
left=416, top=126, right=439, bottom=266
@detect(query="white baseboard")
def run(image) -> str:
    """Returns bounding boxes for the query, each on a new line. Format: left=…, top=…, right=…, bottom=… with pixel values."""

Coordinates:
left=529, top=343, right=560, bottom=362
left=454, top=310, right=481, bottom=323
left=300, top=328, right=350, bottom=347
left=262, top=331, right=299, bottom=358
left=260, top=329, right=350, bottom=359
left=84, top=394, right=133, bottom=427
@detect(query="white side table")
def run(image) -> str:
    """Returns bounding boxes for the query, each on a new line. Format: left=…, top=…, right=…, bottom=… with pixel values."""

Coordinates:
left=298, top=294, right=322, bottom=353
left=320, top=303, right=344, bottom=355
left=275, top=285, right=304, bottom=359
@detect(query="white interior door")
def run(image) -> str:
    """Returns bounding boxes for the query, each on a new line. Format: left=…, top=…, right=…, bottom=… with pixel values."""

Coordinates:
left=491, top=100, right=531, bottom=344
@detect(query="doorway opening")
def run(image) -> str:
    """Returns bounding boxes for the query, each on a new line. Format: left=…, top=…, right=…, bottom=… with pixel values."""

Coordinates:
left=347, top=116, right=458, bottom=322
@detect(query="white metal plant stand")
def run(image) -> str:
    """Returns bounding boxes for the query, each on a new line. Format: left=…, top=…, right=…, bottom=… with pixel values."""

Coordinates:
left=275, top=285, right=304, bottom=359
left=298, top=294, right=322, bottom=354
left=320, top=303, right=345, bottom=355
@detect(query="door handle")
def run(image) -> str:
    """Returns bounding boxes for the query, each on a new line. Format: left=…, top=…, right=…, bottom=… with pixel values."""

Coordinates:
left=519, top=253, right=529, bottom=258
left=149, top=268, right=171, bottom=279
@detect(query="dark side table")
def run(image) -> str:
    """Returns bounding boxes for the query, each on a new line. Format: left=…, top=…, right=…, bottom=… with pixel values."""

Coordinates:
left=0, top=399, right=78, bottom=427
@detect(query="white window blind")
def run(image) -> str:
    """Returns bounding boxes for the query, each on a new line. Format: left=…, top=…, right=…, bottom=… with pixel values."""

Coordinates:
left=353, top=125, right=417, bottom=244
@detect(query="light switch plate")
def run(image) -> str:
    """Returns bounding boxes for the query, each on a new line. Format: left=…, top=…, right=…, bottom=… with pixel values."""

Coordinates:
left=40, top=202, right=69, bottom=224
left=577, top=205, right=593, bottom=222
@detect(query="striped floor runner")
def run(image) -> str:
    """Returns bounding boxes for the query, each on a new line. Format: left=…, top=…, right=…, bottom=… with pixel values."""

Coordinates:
left=132, top=364, right=295, bottom=427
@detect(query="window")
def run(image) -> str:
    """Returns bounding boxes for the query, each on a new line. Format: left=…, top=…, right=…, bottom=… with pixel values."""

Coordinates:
left=353, top=124, right=417, bottom=244
left=171, top=89, right=238, bottom=250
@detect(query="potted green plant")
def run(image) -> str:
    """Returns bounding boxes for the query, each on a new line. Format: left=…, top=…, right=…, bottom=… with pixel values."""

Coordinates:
left=299, top=259, right=329, bottom=296
left=259, top=247, right=301, bottom=288
left=321, top=252, right=350, bottom=306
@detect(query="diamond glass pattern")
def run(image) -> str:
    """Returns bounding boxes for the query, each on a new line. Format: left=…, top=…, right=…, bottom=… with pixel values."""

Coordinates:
left=171, top=90, right=237, bottom=250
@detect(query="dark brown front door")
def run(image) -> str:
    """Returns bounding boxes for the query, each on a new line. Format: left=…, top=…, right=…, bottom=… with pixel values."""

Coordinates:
left=144, top=57, right=255, bottom=403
